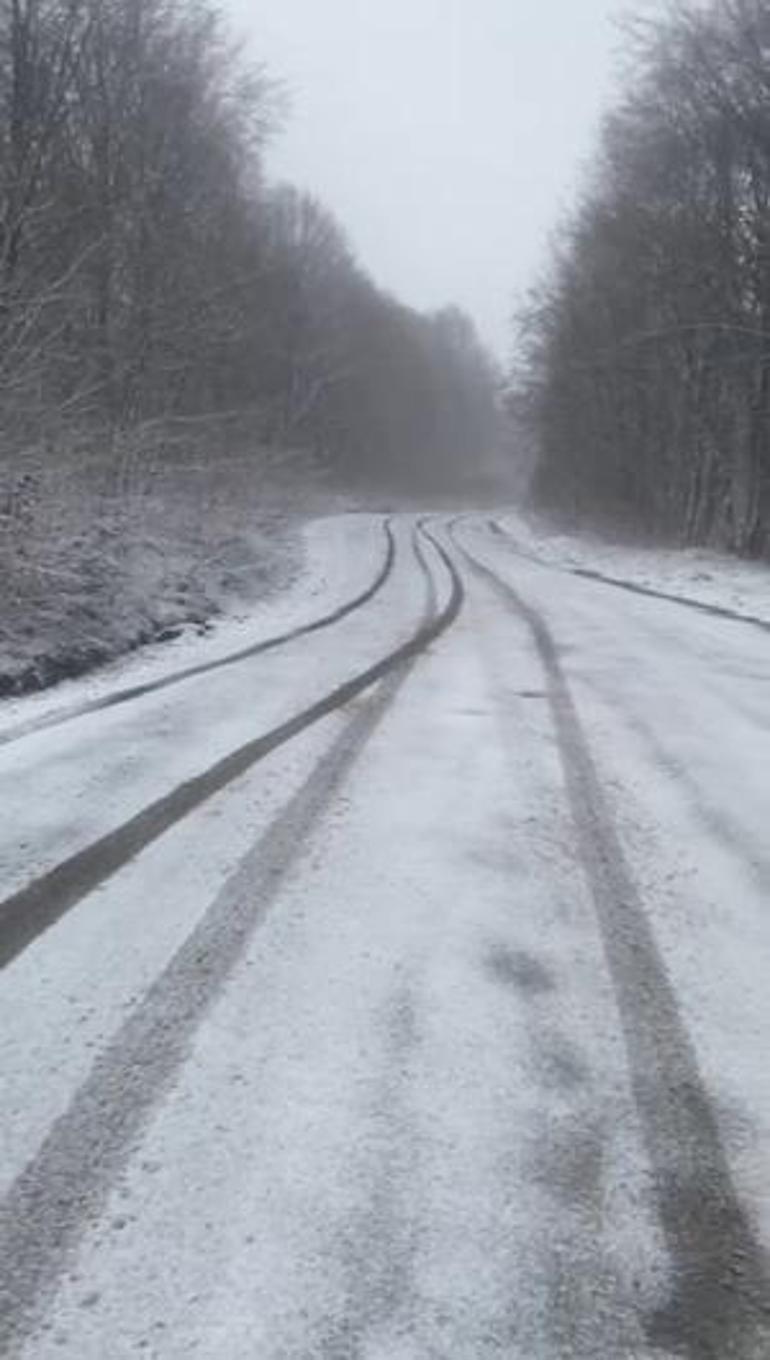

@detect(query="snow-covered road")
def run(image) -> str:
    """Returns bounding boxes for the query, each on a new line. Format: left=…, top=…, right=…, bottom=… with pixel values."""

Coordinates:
left=1, top=513, right=768, bottom=1358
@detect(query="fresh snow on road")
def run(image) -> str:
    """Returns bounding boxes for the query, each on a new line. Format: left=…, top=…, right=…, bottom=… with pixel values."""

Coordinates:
left=498, top=508, right=770, bottom=626
left=1, top=511, right=768, bottom=1358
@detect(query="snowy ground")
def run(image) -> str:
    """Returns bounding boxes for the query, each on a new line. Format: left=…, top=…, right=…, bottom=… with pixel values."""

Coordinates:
left=0, top=512, right=384, bottom=742
left=0, top=452, right=360, bottom=699
left=0, top=511, right=768, bottom=1358
left=498, top=507, right=770, bottom=625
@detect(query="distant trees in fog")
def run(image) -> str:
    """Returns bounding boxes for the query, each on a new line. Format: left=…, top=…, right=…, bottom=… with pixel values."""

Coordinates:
left=0, top=0, right=500, bottom=492
left=510, top=0, right=770, bottom=555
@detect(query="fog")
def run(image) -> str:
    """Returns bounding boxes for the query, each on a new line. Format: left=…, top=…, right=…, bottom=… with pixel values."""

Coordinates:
left=222, top=0, right=627, bottom=360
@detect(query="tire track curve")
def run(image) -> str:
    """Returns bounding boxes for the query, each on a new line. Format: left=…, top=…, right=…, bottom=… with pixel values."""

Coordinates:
left=488, top=518, right=770, bottom=635
left=0, top=528, right=458, bottom=1358
left=0, top=517, right=397, bottom=750
left=0, top=524, right=463, bottom=973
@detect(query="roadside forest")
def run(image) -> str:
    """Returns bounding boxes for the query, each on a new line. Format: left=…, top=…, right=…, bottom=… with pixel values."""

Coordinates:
left=510, top=0, right=770, bottom=557
left=0, top=0, right=500, bottom=692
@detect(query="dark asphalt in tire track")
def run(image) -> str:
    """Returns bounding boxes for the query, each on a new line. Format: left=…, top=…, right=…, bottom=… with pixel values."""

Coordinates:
left=457, top=530, right=770, bottom=1360
left=488, top=518, right=770, bottom=635
left=0, top=517, right=397, bottom=750
left=0, top=525, right=462, bottom=973
left=0, top=527, right=462, bottom=1357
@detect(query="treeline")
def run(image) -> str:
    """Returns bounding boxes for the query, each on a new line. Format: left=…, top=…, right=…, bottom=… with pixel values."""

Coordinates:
left=0, top=0, right=500, bottom=491
left=510, top=0, right=770, bottom=555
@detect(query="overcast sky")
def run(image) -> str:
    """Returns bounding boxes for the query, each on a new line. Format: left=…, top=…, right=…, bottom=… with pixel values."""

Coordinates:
left=222, top=1, right=629, bottom=361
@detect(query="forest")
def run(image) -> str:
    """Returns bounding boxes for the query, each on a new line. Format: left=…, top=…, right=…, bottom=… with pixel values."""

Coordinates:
left=510, top=0, right=770, bottom=557
left=0, top=0, right=501, bottom=690
left=0, top=0, right=501, bottom=488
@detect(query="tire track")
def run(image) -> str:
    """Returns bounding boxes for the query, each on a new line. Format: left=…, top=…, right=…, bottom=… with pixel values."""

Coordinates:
left=0, top=527, right=462, bottom=1356
left=0, top=525, right=462, bottom=973
left=456, top=530, right=770, bottom=1360
left=0, top=517, right=397, bottom=750
left=488, top=518, right=770, bottom=635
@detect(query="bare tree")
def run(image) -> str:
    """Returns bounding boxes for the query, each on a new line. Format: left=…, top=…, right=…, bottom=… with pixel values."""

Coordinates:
left=510, top=0, right=770, bottom=556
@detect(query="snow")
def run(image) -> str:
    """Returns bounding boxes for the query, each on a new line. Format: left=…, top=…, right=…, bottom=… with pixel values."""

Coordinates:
left=11, top=567, right=670, bottom=1358
left=456, top=516, right=770, bottom=1255
left=0, top=516, right=426, bottom=1197
left=0, top=713, right=348, bottom=1200
left=2, top=509, right=768, bottom=1357
left=0, top=512, right=386, bottom=741
left=497, top=507, right=770, bottom=626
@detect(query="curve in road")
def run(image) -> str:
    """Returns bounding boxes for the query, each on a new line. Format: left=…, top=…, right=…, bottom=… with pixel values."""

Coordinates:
left=0, top=524, right=463, bottom=973
left=0, top=516, right=398, bottom=751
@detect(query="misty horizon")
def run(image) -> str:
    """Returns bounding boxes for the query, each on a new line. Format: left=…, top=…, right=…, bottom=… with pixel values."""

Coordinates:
left=222, top=0, right=625, bottom=360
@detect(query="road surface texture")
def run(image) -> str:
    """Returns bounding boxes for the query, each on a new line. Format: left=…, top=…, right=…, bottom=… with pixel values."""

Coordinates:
left=1, top=513, right=768, bottom=1358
